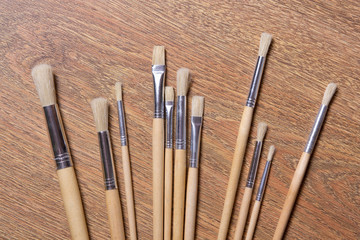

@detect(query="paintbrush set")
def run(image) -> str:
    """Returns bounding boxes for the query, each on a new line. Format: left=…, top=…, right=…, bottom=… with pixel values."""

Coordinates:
left=31, top=32, right=337, bottom=239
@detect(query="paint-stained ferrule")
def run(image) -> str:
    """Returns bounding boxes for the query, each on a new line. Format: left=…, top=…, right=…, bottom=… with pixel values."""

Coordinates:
left=246, top=141, right=263, bottom=188
left=152, top=65, right=166, bottom=119
left=43, top=104, right=72, bottom=170
left=117, top=100, right=127, bottom=146
left=246, top=56, right=266, bottom=108
left=256, top=160, right=272, bottom=201
left=165, top=101, right=174, bottom=149
left=304, top=104, right=328, bottom=154
left=98, top=131, right=117, bottom=190
left=176, top=96, right=187, bottom=149
left=189, top=116, right=203, bottom=168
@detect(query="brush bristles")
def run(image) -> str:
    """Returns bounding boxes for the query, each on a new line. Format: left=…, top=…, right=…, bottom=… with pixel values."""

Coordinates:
left=267, top=145, right=275, bottom=161
left=90, top=98, right=108, bottom=132
left=192, top=96, right=205, bottom=117
left=257, top=122, right=268, bottom=141
left=31, top=64, right=56, bottom=106
left=322, top=83, right=337, bottom=106
left=152, top=46, right=165, bottom=65
left=258, top=33, right=273, bottom=57
left=177, top=68, right=191, bottom=96
left=115, top=82, right=123, bottom=101
left=165, top=86, right=174, bottom=101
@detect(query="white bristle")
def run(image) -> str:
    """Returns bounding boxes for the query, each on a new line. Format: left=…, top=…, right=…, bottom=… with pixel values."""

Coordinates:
left=165, top=86, right=174, bottom=101
left=90, top=98, right=108, bottom=132
left=267, top=145, right=275, bottom=161
left=322, top=83, right=337, bottom=106
left=152, top=46, right=165, bottom=65
left=257, top=122, right=268, bottom=141
left=31, top=64, right=56, bottom=106
left=191, top=96, right=205, bottom=117
left=177, top=68, right=191, bottom=96
left=258, top=33, right=273, bottom=57
left=115, top=82, right=123, bottom=101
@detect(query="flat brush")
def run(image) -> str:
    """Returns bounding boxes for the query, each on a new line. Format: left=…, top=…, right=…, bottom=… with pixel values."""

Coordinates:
left=164, top=86, right=175, bottom=240
left=273, top=83, right=337, bottom=240
left=32, top=64, right=89, bottom=240
left=245, top=145, right=275, bottom=240
left=184, top=96, right=205, bottom=240
left=152, top=46, right=166, bottom=240
left=91, top=98, right=125, bottom=240
left=115, top=83, right=137, bottom=240
left=234, top=122, right=267, bottom=240
left=173, top=68, right=191, bottom=240
left=218, top=33, right=272, bottom=240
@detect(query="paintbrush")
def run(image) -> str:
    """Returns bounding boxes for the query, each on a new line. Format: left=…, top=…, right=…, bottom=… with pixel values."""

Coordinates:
left=32, top=64, right=89, bottom=240
left=184, top=96, right=205, bottom=240
left=218, top=33, right=272, bottom=240
left=273, top=83, right=337, bottom=239
left=91, top=98, right=125, bottom=240
left=115, top=82, right=137, bottom=239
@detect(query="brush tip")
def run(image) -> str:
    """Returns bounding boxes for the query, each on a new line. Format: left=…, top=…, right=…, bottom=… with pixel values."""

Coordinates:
left=90, top=97, right=108, bottom=132
left=267, top=145, right=275, bottom=161
left=257, top=122, right=268, bottom=141
left=322, top=83, right=337, bottom=106
left=31, top=64, right=56, bottom=106
left=177, top=68, right=191, bottom=96
left=192, top=96, right=205, bottom=117
left=258, top=32, right=273, bottom=57
left=165, top=86, right=174, bottom=101
left=152, top=46, right=165, bottom=65
left=115, top=82, right=122, bottom=101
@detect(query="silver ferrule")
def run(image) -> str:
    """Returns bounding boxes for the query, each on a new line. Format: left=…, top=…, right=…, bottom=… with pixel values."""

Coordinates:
left=152, top=65, right=166, bottom=118
left=117, top=100, right=127, bottom=146
left=246, top=56, right=266, bottom=107
left=43, top=104, right=72, bottom=170
left=304, top=104, right=328, bottom=153
left=256, top=160, right=272, bottom=201
left=176, top=96, right=187, bottom=149
left=165, top=101, right=174, bottom=149
left=98, top=131, right=117, bottom=190
left=246, top=141, right=263, bottom=188
left=189, top=116, right=203, bottom=168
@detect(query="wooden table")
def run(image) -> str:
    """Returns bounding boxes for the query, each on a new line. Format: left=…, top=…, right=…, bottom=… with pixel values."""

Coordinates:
left=1, top=1, right=359, bottom=239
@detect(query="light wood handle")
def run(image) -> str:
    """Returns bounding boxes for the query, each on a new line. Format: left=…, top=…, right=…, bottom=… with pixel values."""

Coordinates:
left=121, top=145, right=137, bottom=239
left=164, top=148, right=173, bottom=240
left=57, top=167, right=89, bottom=240
left=245, top=200, right=261, bottom=240
left=234, top=187, right=254, bottom=240
left=218, top=106, right=254, bottom=240
left=273, top=152, right=311, bottom=240
left=173, top=149, right=187, bottom=240
left=153, top=118, right=164, bottom=240
left=105, top=189, right=126, bottom=240
left=184, top=167, right=199, bottom=240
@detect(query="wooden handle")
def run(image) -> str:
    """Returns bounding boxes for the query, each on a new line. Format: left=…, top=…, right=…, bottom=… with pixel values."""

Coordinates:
left=234, top=187, right=254, bottom=240
left=245, top=200, right=261, bottom=240
left=121, top=145, right=137, bottom=239
left=184, top=167, right=199, bottom=240
left=218, top=106, right=254, bottom=240
left=273, top=152, right=311, bottom=240
left=105, top=189, right=126, bottom=240
left=153, top=118, right=164, bottom=240
left=164, top=148, right=174, bottom=240
left=173, top=149, right=187, bottom=240
left=57, top=167, right=89, bottom=240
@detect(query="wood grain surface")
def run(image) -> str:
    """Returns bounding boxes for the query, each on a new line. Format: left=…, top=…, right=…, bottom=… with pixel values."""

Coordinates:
left=0, top=0, right=359, bottom=239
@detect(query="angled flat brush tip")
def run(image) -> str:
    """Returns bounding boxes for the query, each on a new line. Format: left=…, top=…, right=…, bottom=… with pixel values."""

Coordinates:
left=258, top=33, right=273, bottom=57
left=267, top=145, right=275, bottom=161
left=322, top=83, right=337, bottom=106
left=257, top=122, right=268, bottom=141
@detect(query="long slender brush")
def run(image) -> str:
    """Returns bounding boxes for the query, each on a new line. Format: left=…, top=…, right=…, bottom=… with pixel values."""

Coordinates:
left=273, top=83, right=337, bottom=239
left=173, top=68, right=191, bottom=240
left=32, top=64, right=89, bottom=240
left=115, top=83, right=137, bottom=239
left=218, top=33, right=272, bottom=240
left=91, top=98, right=126, bottom=240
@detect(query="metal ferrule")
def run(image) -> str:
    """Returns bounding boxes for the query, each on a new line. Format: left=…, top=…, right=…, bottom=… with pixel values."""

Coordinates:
left=152, top=65, right=166, bottom=119
left=189, top=116, right=203, bottom=168
left=246, top=141, right=263, bottom=188
left=175, top=96, right=187, bottom=149
left=98, top=131, right=117, bottom=190
left=165, top=101, right=174, bottom=149
left=256, top=160, right=272, bottom=201
left=117, top=100, right=127, bottom=146
left=246, top=56, right=266, bottom=107
left=304, top=104, right=328, bottom=153
left=43, top=104, right=72, bottom=170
